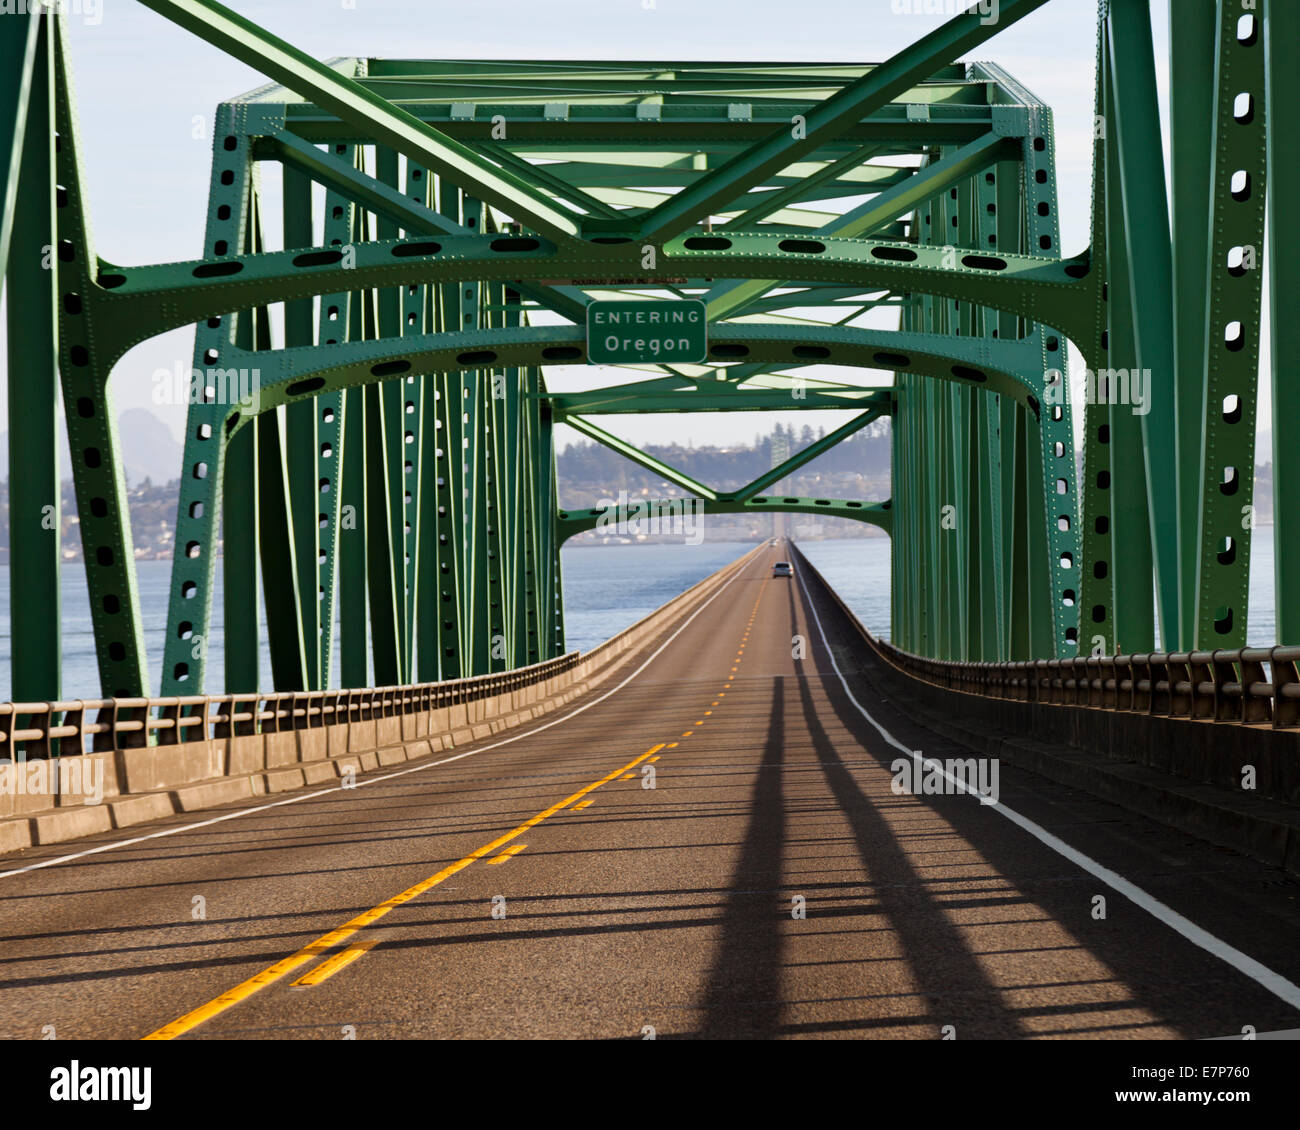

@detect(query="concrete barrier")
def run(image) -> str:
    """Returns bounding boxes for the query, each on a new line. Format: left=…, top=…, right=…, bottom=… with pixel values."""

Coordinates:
left=0, top=545, right=759, bottom=854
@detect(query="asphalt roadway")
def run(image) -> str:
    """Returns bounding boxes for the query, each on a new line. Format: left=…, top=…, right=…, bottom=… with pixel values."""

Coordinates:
left=1, top=541, right=1299, bottom=1040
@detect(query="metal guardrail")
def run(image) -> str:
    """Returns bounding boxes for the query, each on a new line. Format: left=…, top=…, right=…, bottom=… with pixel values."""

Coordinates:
left=790, top=543, right=1300, bottom=731
left=0, top=652, right=582, bottom=758
left=0, top=542, right=761, bottom=759
left=872, top=641, right=1300, bottom=729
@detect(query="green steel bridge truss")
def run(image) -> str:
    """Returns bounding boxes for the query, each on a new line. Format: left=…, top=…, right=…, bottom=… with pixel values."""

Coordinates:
left=1, top=0, right=1294, bottom=702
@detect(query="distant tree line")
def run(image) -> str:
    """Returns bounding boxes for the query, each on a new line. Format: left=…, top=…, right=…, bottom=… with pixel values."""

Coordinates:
left=558, top=419, right=892, bottom=488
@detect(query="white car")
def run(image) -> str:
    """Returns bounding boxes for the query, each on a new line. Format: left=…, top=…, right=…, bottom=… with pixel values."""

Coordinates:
left=772, top=561, right=793, bottom=577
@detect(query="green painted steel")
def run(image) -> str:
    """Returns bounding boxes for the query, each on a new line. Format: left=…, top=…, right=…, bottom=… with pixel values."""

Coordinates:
left=586, top=300, right=707, bottom=365
left=1266, top=0, right=1300, bottom=646
left=0, top=2, right=1290, bottom=712
left=4, top=16, right=59, bottom=703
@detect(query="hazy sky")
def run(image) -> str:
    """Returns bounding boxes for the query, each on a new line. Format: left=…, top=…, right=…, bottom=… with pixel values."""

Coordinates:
left=3, top=0, right=1269, bottom=459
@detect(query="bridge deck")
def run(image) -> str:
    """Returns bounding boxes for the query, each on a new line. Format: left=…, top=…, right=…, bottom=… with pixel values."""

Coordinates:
left=1, top=546, right=1298, bottom=1039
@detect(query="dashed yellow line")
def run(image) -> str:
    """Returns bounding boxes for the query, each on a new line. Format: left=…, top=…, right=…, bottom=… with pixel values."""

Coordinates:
left=290, top=940, right=379, bottom=988
left=144, top=741, right=665, bottom=1040
left=573, top=799, right=593, bottom=810
left=488, top=843, right=527, bottom=865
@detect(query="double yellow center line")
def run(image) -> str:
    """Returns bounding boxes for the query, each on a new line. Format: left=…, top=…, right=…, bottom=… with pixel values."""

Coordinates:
left=144, top=742, right=665, bottom=1040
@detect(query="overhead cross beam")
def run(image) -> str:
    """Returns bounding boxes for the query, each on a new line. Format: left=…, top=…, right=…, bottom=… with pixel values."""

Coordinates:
left=704, top=129, right=1021, bottom=321
left=631, top=0, right=1051, bottom=243
left=135, top=0, right=585, bottom=243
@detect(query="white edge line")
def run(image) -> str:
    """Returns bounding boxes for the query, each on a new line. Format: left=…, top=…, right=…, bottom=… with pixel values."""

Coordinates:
left=791, top=553, right=1300, bottom=1015
left=0, top=551, right=757, bottom=882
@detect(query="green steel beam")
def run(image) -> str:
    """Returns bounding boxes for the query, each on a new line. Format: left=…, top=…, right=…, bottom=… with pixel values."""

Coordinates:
left=1190, top=0, right=1267, bottom=648
left=704, top=130, right=1021, bottom=321
left=1169, top=0, right=1218, bottom=648
left=217, top=162, right=269, bottom=696
left=557, top=496, right=892, bottom=545
left=1106, top=0, right=1180, bottom=646
left=0, top=7, right=40, bottom=283
left=87, top=230, right=1097, bottom=369
left=211, top=325, right=1045, bottom=426
left=135, top=0, right=585, bottom=243
left=13, top=9, right=1276, bottom=704
left=1102, top=47, right=1154, bottom=654
left=631, top=0, right=1050, bottom=242
left=560, top=415, right=720, bottom=501
left=1266, top=0, right=1299, bottom=643
left=283, top=162, right=320, bottom=689
left=730, top=408, right=886, bottom=502
left=49, top=21, right=148, bottom=698
left=4, top=15, right=59, bottom=702
left=721, top=145, right=885, bottom=229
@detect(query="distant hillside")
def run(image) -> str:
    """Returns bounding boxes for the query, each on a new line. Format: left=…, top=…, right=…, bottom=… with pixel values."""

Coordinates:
left=557, top=419, right=892, bottom=499
left=0, top=407, right=182, bottom=488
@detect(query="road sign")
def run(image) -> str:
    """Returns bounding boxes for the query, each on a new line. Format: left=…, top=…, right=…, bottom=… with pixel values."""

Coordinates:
left=586, top=299, right=708, bottom=364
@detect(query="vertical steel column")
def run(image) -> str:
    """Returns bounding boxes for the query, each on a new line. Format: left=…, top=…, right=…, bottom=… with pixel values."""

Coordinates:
left=459, top=197, right=490, bottom=673
left=162, top=100, right=257, bottom=695
left=1266, top=0, right=1299, bottom=643
left=282, top=163, right=324, bottom=688
left=418, top=173, right=463, bottom=680
left=312, top=147, right=355, bottom=689
left=373, top=146, right=411, bottom=683
left=364, top=375, right=402, bottom=685
left=521, top=365, right=546, bottom=663
left=1103, top=49, right=1155, bottom=653
left=398, top=162, right=429, bottom=678
left=503, top=290, right=528, bottom=668
left=5, top=17, right=59, bottom=701
left=1191, top=0, right=1267, bottom=648
left=257, top=401, right=308, bottom=690
left=0, top=9, right=40, bottom=274
left=484, top=276, right=509, bottom=671
left=338, top=182, right=374, bottom=688
left=221, top=188, right=274, bottom=694
left=51, top=26, right=147, bottom=697
left=1107, top=0, right=1180, bottom=645
left=1076, top=20, right=1118, bottom=656
left=1169, top=0, right=1217, bottom=647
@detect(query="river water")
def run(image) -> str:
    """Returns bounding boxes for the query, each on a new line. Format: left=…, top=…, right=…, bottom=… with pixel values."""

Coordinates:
left=0, top=527, right=1277, bottom=698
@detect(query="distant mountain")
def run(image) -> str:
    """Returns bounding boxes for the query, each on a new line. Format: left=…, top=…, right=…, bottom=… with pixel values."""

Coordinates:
left=0, top=407, right=183, bottom=488
left=114, top=408, right=184, bottom=486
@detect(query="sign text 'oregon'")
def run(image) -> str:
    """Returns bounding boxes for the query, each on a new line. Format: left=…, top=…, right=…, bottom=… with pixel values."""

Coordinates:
left=586, top=299, right=708, bottom=365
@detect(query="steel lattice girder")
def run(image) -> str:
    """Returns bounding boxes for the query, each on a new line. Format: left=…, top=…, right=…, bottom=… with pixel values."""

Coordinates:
left=2, top=0, right=1290, bottom=705
left=557, top=497, right=893, bottom=546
